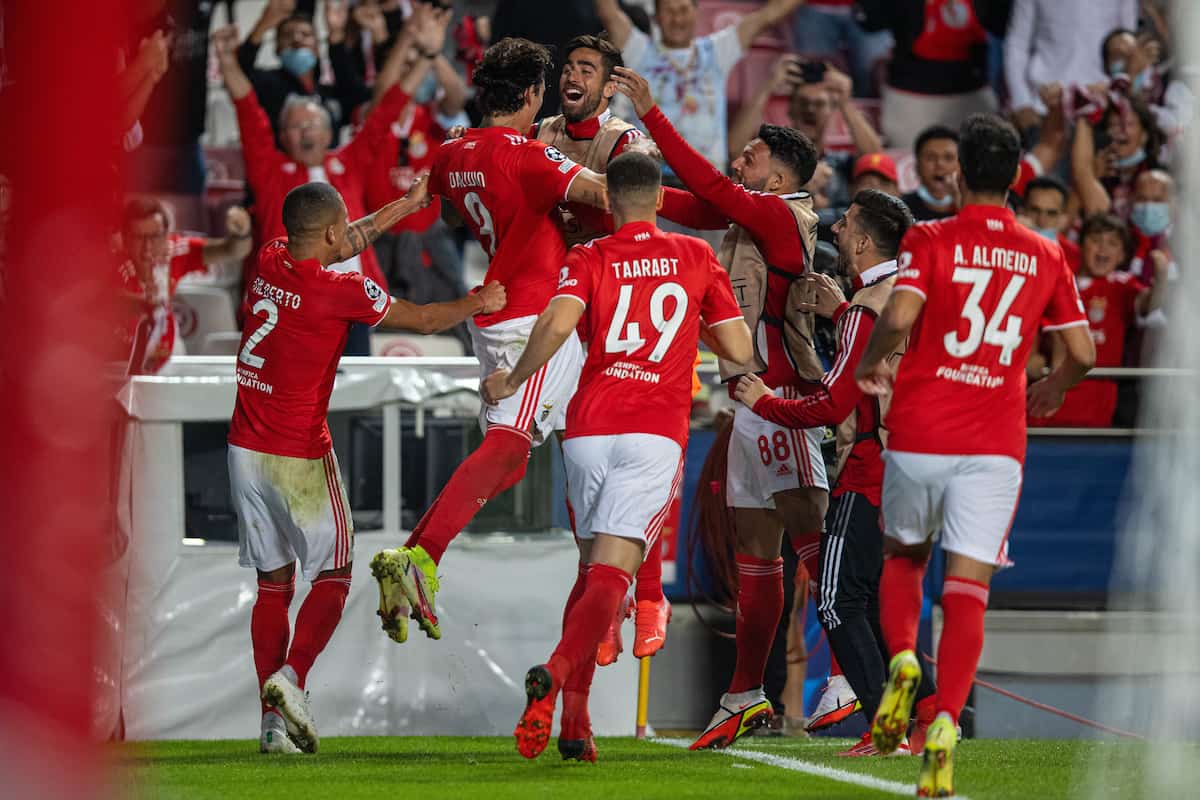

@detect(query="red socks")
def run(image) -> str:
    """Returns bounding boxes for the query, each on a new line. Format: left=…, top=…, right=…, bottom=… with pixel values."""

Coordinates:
left=285, top=575, right=351, bottom=688
left=410, top=428, right=530, bottom=564
left=635, top=535, right=665, bottom=604
left=728, top=553, right=784, bottom=694
left=935, top=577, right=989, bottom=724
left=549, top=563, right=633, bottom=686
left=879, top=554, right=926, bottom=656
left=558, top=563, right=598, bottom=738
left=252, top=578, right=294, bottom=711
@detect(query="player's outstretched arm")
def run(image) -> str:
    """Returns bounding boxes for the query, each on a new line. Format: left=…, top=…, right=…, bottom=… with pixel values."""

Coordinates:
left=482, top=297, right=585, bottom=405
left=565, top=169, right=609, bottom=211
left=336, top=173, right=432, bottom=263
left=379, top=280, right=505, bottom=335
left=1027, top=325, right=1096, bottom=418
left=702, top=318, right=754, bottom=365
left=856, top=289, right=924, bottom=396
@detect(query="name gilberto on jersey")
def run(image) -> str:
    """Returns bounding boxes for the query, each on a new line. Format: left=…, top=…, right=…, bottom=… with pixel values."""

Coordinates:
left=953, top=244, right=1038, bottom=275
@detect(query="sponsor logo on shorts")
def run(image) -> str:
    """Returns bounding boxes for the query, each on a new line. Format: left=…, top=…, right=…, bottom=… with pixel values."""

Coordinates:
left=540, top=401, right=554, bottom=421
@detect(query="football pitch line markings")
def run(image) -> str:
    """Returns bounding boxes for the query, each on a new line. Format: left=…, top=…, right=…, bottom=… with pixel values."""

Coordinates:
left=651, top=737, right=971, bottom=799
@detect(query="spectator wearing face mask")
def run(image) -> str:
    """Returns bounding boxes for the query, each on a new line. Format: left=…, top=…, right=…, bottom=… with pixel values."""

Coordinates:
left=1035, top=213, right=1166, bottom=428
left=1073, top=96, right=1166, bottom=222
left=1003, top=0, right=1136, bottom=135
left=1019, top=176, right=1080, bottom=272
left=901, top=125, right=959, bottom=221
left=1126, top=168, right=1176, bottom=285
left=1100, top=27, right=1194, bottom=148
left=238, top=1, right=355, bottom=139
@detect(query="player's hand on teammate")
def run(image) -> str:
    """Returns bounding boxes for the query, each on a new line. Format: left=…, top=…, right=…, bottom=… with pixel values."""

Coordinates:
left=1026, top=375, right=1067, bottom=418
left=477, top=280, right=507, bottom=314
left=481, top=368, right=516, bottom=405
left=855, top=359, right=893, bottom=397
left=611, top=67, right=655, bottom=118
left=445, top=125, right=467, bottom=140
left=733, top=374, right=771, bottom=409
left=795, top=273, right=846, bottom=318
left=225, top=205, right=252, bottom=238
left=405, top=171, right=433, bottom=208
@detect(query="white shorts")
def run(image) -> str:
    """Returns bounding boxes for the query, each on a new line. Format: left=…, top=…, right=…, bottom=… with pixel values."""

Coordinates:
left=563, top=433, right=684, bottom=546
left=726, top=386, right=829, bottom=509
left=470, top=315, right=583, bottom=447
left=229, top=444, right=354, bottom=581
left=881, top=450, right=1022, bottom=568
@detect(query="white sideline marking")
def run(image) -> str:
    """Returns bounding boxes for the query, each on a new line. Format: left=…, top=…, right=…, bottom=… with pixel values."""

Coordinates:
left=651, top=737, right=971, bottom=799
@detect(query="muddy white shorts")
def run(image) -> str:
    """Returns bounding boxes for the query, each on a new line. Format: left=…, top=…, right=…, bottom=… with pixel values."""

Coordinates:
left=563, top=433, right=684, bottom=546
left=228, top=444, right=354, bottom=581
left=881, top=450, right=1022, bottom=568
left=470, top=314, right=583, bottom=447
left=726, top=386, right=829, bottom=509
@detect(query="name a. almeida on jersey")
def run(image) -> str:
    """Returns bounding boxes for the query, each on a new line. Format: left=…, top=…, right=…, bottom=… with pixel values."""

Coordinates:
left=953, top=244, right=1039, bottom=276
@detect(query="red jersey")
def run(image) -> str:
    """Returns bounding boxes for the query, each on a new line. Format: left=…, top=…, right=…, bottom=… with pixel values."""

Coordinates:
left=1043, top=271, right=1145, bottom=427
left=365, top=103, right=444, bottom=234
left=555, top=222, right=742, bottom=448
left=429, top=127, right=584, bottom=327
left=640, top=106, right=811, bottom=391
left=227, top=239, right=393, bottom=459
left=887, top=205, right=1088, bottom=463
left=118, top=234, right=207, bottom=375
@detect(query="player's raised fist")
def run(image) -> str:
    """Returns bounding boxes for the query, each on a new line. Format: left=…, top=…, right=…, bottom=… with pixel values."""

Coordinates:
left=481, top=368, right=515, bottom=405
left=405, top=170, right=432, bottom=207
left=477, top=280, right=507, bottom=314
left=611, top=67, right=655, bottom=118
left=733, top=374, right=770, bottom=408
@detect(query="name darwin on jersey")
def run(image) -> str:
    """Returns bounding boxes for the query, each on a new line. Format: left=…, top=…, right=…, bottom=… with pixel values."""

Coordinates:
left=250, top=275, right=303, bottom=309
left=604, top=360, right=661, bottom=384
left=448, top=171, right=486, bottom=189
left=952, top=244, right=1039, bottom=275
left=610, top=256, right=680, bottom=280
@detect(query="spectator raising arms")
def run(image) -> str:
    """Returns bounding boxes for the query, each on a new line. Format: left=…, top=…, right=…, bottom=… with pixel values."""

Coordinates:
left=597, top=0, right=806, bottom=173
left=1100, top=27, right=1195, bottom=148
left=1072, top=96, right=1165, bottom=221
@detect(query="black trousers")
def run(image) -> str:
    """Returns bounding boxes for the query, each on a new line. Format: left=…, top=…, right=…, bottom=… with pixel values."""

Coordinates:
left=818, top=491, right=934, bottom=723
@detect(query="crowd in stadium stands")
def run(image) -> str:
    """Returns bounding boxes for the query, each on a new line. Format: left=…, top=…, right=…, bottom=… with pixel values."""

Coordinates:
left=113, top=0, right=1187, bottom=431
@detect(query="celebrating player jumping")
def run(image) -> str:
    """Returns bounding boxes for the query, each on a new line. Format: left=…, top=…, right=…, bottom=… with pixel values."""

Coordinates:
left=479, top=151, right=752, bottom=763
left=370, top=38, right=609, bottom=645
left=229, top=177, right=505, bottom=754
left=854, top=114, right=1095, bottom=796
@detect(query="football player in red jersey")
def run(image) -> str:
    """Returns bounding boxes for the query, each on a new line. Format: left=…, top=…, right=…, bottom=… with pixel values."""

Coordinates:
left=370, top=38, right=609, bottom=644
left=853, top=114, right=1095, bottom=797
left=228, top=179, right=505, bottom=755
left=480, top=151, right=752, bottom=762
left=614, top=66, right=834, bottom=750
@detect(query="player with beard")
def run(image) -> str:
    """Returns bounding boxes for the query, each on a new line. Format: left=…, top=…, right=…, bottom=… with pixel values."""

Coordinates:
left=613, top=67, right=829, bottom=750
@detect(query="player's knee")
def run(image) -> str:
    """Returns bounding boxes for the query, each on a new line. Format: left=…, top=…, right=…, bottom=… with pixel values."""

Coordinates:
left=883, top=536, right=932, bottom=563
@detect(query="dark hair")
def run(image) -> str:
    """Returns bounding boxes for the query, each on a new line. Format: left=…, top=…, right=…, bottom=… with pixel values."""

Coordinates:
left=621, top=2, right=653, bottom=35
left=1080, top=213, right=1132, bottom=260
left=1023, top=175, right=1069, bottom=206
left=957, top=113, right=1021, bottom=195
left=276, top=13, right=315, bottom=43
left=757, top=124, right=818, bottom=186
left=473, top=37, right=554, bottom=117
left=914, top=125, right=958, bottom=158
left=606, top=151, right=662, bottom=208
left=1099, top=97, right=1164, bottom=169
left=282, top=182, right=343, bottom=240
left=1101, top=27, right=1136, bottom=69
left=123, top=196, right=169, bottom=231
left=563, top=34, right=622, bottom=81
left=850, top=189, right=914, bottom=259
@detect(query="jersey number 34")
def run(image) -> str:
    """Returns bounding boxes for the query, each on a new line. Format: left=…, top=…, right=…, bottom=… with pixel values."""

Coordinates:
left=944, top=267, right=1025, bottom=366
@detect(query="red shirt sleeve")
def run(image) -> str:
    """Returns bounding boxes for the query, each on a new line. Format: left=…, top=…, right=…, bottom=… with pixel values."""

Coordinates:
left=169, top=236, right=208, bottom=281
left=1041, top=252, right=1089, bottom=331
left=552, top=245, right=594, bottom=309
left=340, top=85, right=413, bottom=171
left=751, top=306, right=875, bottom=428
left=893, top=226, right=934, bottom=300
left=640, top=106, right=797, bottom=241
left=519, top=140, right=584, bottom=212
left=233, top=91, right=288, bottom=193
left=660, top=187, right=729, bottom=231
left=700, top=252, right=743, bottom=326
left=326, top=272, right=393, bottom=326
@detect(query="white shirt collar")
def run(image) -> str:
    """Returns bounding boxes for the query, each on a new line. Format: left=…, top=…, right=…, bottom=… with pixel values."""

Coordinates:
left=857, top=259, right=898, bottom=286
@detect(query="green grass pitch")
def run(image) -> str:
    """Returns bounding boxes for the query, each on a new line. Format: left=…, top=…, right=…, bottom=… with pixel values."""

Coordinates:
left=115, top=735, right=1166, bottom=799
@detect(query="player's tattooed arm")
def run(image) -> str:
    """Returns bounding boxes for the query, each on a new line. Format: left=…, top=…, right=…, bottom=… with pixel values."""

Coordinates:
left=566, top=168, right=609, bottom=210
left=336, top=173, right=432, bottom=261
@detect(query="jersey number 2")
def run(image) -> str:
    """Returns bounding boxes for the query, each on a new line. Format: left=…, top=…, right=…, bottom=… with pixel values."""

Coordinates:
left=605, top=282, right=688, bottom=363
left=238, top=298, right=278, bottom=368
left=944, top=267, right=1024, bottom=366
left=464, top=192, right=496, bottom=257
